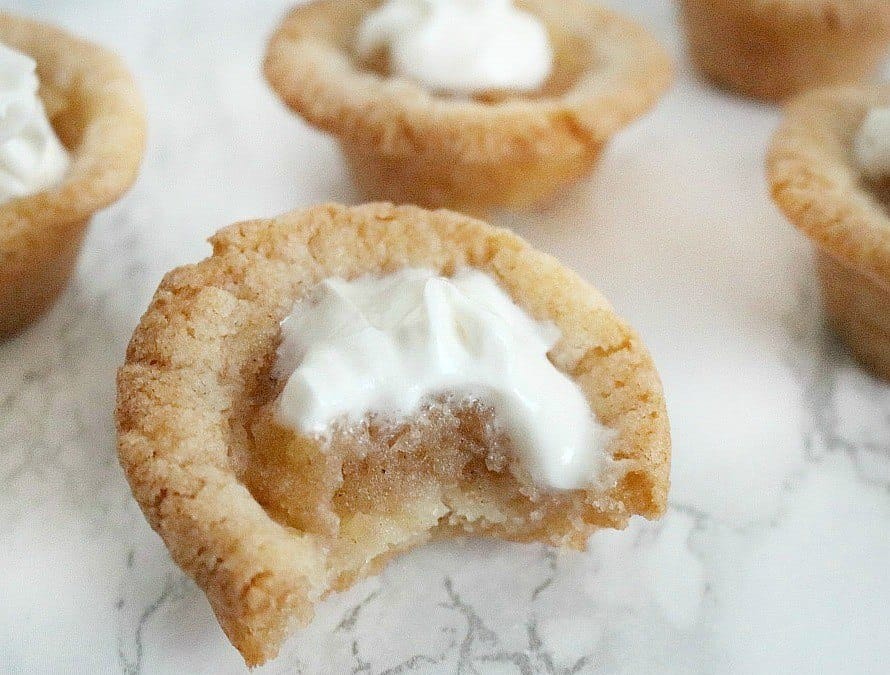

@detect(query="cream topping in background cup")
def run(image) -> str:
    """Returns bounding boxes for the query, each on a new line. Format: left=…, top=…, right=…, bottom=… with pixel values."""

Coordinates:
left=357, top=0, right=553, bottom=95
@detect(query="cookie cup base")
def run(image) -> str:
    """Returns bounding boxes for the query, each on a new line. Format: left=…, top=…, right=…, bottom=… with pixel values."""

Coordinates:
left=340, top=141, right=602, bottom=216
left=0, top=217, right=88, bottom=339
left=818, top=251, right=890, bottom=380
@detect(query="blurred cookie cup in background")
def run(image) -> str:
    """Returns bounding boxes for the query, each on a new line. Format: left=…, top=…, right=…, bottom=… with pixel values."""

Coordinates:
left=768, top=85, right=890, bottom=378
left=679, top=0, right=890, bottom=102
left=0, top=12, right=145, bottom=338
left=264, top=0, right=672, bottom=215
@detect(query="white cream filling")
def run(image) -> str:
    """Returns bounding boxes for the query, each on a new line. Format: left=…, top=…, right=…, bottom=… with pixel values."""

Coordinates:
left=274, top=268, right=613, bottom=491
left=0, top=42, right=69, bottom=205
left=854, top=106, right=890, bottom=181
left=356, top=0, right=553, bottom=95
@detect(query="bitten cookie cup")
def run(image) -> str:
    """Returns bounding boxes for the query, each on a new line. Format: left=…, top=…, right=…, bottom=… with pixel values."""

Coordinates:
left=0, top=13, right=146, bottom=339
left=116, top=203, right=671, bottom=666
left=767, top=86, right=890, bottom=379
left=263, top=1, right=673, bottom=215
left=679, top=0, right=890, bottom=102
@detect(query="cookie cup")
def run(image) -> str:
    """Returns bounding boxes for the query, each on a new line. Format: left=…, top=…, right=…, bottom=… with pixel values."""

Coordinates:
left=680, top=0, right=890, bottom=101
left=0, top=13, right=146, bottom=338
left=768, top=86, right=890, bottom=378
left=264, top=0, right=672, bottom=214
left=116, top=203, right=671, bottom=665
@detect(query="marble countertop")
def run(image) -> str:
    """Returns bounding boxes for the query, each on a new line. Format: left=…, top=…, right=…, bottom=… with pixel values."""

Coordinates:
left=3, top=1, right=890, bottom=673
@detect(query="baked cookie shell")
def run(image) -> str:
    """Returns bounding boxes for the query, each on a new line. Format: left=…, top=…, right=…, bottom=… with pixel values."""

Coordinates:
left=680, top=0, right=890, bottom=101
left=768, top=85, right=890, bottom=378
left=116, top=203, right=670, bottom=665
left=818, top=252, right=890, bottom=379
left=0, top=13, right=146, bottom=337
left=264, top=0, right=673, bottom=213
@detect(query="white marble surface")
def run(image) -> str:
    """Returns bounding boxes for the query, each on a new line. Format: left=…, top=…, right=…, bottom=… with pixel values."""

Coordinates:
left=2, top=1, right=890, bottom=673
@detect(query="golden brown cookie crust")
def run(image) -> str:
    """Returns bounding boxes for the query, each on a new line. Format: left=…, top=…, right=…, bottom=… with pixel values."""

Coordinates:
left=117, top=203, right=670, bottom=666
left=0, top=13, right=146, bottom=338
left=263, top=0, right=673, bottom=213
left=817, top=251, right=890, bottom=379
left=679, top=0, right=890, bottom=101
left=767, top=85, right=890, bottom=377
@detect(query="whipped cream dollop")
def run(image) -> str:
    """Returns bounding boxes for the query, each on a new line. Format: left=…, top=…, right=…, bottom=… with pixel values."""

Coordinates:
left=854, top=107, right=890, bottom=180
left=0, top=42, right=69, bottom=205
left=274, top=267, right=613, bottom=490
left=356, top=0, right=553, bottom=95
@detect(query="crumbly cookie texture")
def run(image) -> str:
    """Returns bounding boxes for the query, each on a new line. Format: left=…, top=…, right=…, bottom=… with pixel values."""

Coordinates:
left=116, top=203, right=671, bottom=666
left=767, top=86, right=890, bottom=378
left=679, top=0, right=890, bottom=101
left=264, top=0, right=672, bottom=214
left=0, top=13, right=146, bottom=338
